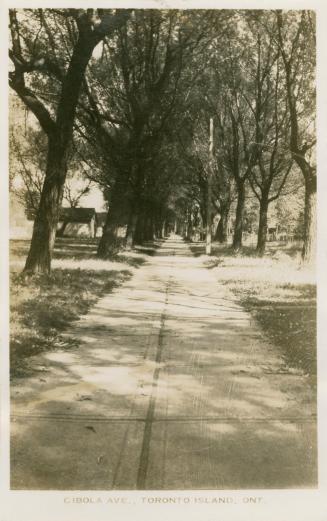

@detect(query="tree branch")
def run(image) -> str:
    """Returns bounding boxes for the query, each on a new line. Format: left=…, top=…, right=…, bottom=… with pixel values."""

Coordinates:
left=9, top=73, right=56, bottom=135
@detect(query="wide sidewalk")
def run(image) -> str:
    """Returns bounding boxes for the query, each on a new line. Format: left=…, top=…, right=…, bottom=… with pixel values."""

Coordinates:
left=11, top=237, right=317, bottom=489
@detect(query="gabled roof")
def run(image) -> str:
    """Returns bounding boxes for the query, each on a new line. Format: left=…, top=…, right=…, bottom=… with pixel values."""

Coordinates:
left=59, top=207, right=96, bottom=224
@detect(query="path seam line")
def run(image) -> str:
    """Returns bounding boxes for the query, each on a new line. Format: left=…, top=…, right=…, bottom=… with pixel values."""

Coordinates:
left=136, top=252, right=173, bottom=490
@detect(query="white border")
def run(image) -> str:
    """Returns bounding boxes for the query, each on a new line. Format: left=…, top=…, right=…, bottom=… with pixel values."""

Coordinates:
left=1, top=1, right=327, bottom=520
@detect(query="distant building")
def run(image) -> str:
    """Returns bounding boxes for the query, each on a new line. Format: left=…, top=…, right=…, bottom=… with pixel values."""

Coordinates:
left=95, top=212, right=107, bottom=237
left=9, top=199, right=107, bottom=240
left=57, top=207, right=98, bottom=238
left=267, top=223, right=302, bottom=242
left=267, top=226, right=277, bottom=241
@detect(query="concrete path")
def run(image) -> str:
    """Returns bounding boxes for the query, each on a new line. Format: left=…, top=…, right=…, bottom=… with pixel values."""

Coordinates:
left=11, top=237, right=317, bottom=490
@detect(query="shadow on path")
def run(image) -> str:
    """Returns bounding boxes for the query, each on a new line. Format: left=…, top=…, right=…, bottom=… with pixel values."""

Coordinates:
left=11, top=236, right=317, bottom=490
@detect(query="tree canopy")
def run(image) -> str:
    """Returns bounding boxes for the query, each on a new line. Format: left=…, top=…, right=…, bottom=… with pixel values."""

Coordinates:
left=9, top=9, right=316, bottom=270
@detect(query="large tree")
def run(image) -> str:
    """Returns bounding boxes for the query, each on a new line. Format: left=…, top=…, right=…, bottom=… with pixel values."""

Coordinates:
left=243, top=13, right=293, bottom=255
left=9, top=8, right=130, bottom=273
left=77, top=10, right=187, bottom=256
left=276, top=10, right=316, bottom=264
left=76, top=10, right=227, bottom=257
left=206, top=22, right=259, bottom=252
left=213, top=81, right=254, bottom=252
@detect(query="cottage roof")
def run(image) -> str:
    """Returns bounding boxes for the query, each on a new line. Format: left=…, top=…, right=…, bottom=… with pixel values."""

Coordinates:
left=59, top=207, right=96, bottom=224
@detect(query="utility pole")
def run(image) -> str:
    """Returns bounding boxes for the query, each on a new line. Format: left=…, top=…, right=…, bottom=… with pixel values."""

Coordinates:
left=206, top=117, right=214, bottom=255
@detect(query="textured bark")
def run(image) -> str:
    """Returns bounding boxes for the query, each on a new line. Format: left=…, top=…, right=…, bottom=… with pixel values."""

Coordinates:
left=24, top=135, right=68, bottom=273
left=232, top=181, right=246, bottom=251
left=10, top=9, right=131, bottom=274
left=144, top=217, right=155, bottom=242
left=291, top=160, right=316, bottom=265
left=186, top=221, right=193, bottom=241
left=97, top=177, right=130, bottom=257
left=22, top=38, right=96, bottom=272
left=214, top=204, right=229, bottom=243
left=135, top=223, right=144, bottom=244
left=161, top=221, right=166, bottom=238
left=156, top=222, right=163, bottom=239
left=256, top=194, right=269, bottom=256
left=276, top=12, right=316, bottom=265
left=125, top=211, right=139, bottom=250
left=134, top=210, right=145, bottom=245
left=302, top=175, right=316, bottom=265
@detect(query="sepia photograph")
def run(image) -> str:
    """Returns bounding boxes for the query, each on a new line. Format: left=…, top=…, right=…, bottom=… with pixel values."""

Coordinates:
left=1, top=1, right=326, bottom=519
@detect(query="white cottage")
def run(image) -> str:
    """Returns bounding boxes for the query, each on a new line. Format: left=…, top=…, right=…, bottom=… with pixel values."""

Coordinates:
left=57, top=207, right=97, bottom=238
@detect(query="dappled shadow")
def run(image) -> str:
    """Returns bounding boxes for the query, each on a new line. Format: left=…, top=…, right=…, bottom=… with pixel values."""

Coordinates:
left=186, top=240, right=316, bottom=379
left=10, top=237, right=99, bottom=263
left=10, top=235, right=153, bottom=379
left=10, top=237, right=148, bottom=265
left=189, top=241, right=258, bottom=259
left=11, top=237, right=317, bottom=490
left=53, top=238, right=98, bottom=260
left=10, top=267, right=132, bottom=379
left=115, top=254, right=146, bottom=268
left=136, top=238, right=196, bottom=257
left=189, top=240, right=303, bottom=262
left=268, top=241, right=303, bottom=259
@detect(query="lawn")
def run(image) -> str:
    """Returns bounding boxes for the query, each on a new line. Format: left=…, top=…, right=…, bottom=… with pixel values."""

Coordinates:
left=10, top=238, right=147, bottom=378
left=191, top=241, right=316, bottom=381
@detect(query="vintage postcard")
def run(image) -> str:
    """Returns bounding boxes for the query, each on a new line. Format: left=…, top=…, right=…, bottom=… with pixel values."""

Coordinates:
left=1, top=0, right=326, bottom=520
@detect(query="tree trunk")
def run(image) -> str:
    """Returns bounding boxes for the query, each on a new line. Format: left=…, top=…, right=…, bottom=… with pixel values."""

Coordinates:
left=155, top=218, right=163, bottom=239
left=125, top=211, right=139, bottom=251
left=97, top=177, right=130, bottom=257
left=56, top=220, right=68, bottom=238
left=144, top=216, right=155, bottom=242
left=186, top=221, right=193, bottom=241
left=206, top=116, right=214, bottom=255
left=23, top=38, right=96, bottom=273
left=277, top=13, right=316, bottom=266
left=24, top=136, right=68, bottom=273
left=11, top=11, right=132, bottom=274
left=302, top=175, right=316, bottom=265
left=143, top=217, right=150, bottom=242
left=232, top=181, right=246, bottom=251
left=148, top=217, right=155, bottom=241
left=214, top=204, right=229, bottom=243
left=125, top=191, right=141, bottom=250
left=256, top=194, right=269, bottom=256
left=161, top=220, right=166, bottom=238
left=134, top=211, right=145, bottom=244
